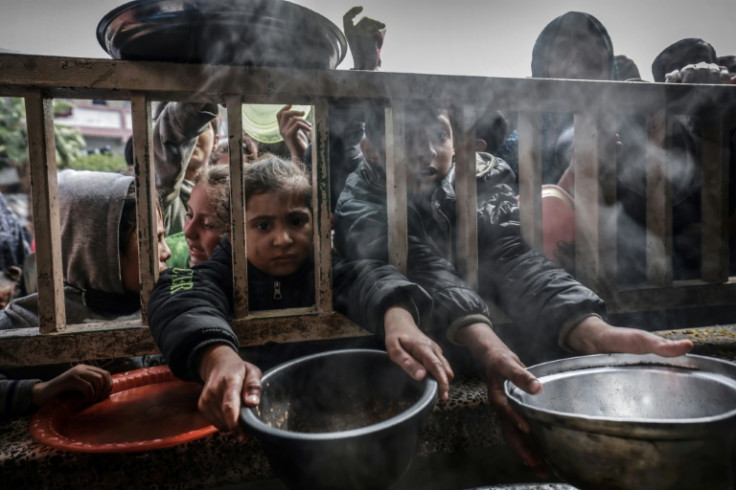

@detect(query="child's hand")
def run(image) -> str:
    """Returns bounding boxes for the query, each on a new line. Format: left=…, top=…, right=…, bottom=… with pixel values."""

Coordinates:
left=277, top=105, right=312, bottom=163
left=343, top=6, right=386, bottom=71
left=32, top=364, right=112, bottom=407
left=383, top=305, right=454, bottom=401
left=197, top=344, right=262, bottom=436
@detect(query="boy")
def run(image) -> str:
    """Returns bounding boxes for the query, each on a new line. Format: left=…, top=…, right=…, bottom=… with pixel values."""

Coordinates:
left=331, top=102, right=693, bottom=471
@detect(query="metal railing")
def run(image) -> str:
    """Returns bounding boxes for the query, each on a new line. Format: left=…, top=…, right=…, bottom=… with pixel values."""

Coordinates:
left=0, top=53, right=734, bottom=368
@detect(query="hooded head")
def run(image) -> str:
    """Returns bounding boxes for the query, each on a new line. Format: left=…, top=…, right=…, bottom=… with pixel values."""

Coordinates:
left=58, top=169, right=135, bottom=295
left=531, top=11, right=615, bottom=80
left=651, top=38, right=717, bottom=82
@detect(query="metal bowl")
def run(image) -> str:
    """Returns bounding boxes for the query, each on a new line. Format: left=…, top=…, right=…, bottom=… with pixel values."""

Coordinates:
left=506, top=353, right=736, bottom=490
left=240, top=349, right=437, bottom=490
left=97, top=0, right=346, bottom=69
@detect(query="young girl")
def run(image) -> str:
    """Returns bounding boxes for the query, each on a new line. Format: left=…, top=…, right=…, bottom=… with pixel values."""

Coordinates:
left=165, top=164, right=230, bottom=269
left=147, top=155, right=315, bottom=433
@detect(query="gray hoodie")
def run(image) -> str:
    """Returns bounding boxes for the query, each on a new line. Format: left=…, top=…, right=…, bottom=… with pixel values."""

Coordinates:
left=1, top=169, right=140, bottom=330
left=0, top=170, right=142, bottom=417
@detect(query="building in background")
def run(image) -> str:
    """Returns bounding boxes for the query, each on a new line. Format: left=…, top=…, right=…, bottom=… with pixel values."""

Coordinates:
left=55, top=99, right=131, bottom=155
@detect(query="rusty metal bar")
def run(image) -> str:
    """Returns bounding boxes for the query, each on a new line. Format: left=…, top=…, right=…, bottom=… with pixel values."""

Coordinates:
left=226, top=95, right=249, bottom=318
left=517, top=112, right=543, bottom=251
left=700, top=111, right=729, bottom=283
left=24, top=91, right=65, bottom=333
left=454, top=105, right=478, bottom=288
left=130, top=94, right=158, bottom=322
left=573, top=112, right=601, bottom=290
left=386, top=104, right=408, bottom=274
left=645, top=110, right=673, bottom=286
left=311, top=97, right=333, bottom=312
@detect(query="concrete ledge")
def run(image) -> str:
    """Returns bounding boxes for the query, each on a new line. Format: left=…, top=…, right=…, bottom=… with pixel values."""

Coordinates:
left=1, top=326, right=734, bottom=490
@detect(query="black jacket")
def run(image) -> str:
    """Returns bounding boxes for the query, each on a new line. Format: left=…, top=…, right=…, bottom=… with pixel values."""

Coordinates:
left=148, top=237, right=314, bottom=381
left=333, top=152, right=606, bottom=356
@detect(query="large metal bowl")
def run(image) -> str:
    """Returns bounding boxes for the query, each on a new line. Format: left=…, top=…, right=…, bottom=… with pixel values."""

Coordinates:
left=240, top=349, right=437, bottom=490
left=97, top=0, right=346, bottom=69
left=506, top=353, right=736, bottom=490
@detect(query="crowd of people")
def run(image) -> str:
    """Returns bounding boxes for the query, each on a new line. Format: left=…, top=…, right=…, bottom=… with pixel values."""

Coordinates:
left=3, top=6, right=736, bottom=480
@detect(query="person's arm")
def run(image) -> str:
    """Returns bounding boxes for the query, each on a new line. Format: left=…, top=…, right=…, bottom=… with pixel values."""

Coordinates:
left=332, top=256, right=453, bottom=401
left=148, top=238, right=261, bottom=433
left=154, top=102, right=218, bottom=204
left=0, top=364, right=112, bottom=419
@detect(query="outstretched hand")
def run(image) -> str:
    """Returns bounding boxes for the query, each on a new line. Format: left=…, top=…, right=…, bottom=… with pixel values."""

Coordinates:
left=343, top=6, right=386, bottom=70
left=277, top=104, right=312, bottom=163
left=565, top=314, right=694, bottom=357
left=32, top=364, right=112, bottom=407
left=455, top=323, right=548, bottom=477
left=383, top=305, right=454, bottom=401
left=197, top=344, right=262, bottom=437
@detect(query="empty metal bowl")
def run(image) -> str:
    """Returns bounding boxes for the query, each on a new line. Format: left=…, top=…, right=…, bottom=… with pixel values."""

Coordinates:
left=506, top=353, right=736, bottom=490
left=97, top=0, right=346, bottom=69
left=240, top=349, right=437, bottom=490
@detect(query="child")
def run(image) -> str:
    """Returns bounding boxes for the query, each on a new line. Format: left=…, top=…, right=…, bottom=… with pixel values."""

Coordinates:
left=331, top=102, right=693, bottom=472
left=165, top=164, right=231, bottom=269
left=148, top=155, right=315, bottom=433
left=0, top=169, right=171, bottom=417
left=1, top=169, right=170, bottom=328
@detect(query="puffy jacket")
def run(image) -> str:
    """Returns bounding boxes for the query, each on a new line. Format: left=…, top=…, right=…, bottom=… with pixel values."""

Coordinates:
left=333, top=152, right=606, bottom=356
left=148, top=237, right=314, bottom=381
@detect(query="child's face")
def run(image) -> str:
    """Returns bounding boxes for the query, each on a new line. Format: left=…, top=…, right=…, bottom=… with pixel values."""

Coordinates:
left=120, top=212, right=171, bottom=294
left=406, top=112, right=455, bottom=198
left=185, top=182, right=230, bottom=265
left=246, top=189, right=312, bottom=277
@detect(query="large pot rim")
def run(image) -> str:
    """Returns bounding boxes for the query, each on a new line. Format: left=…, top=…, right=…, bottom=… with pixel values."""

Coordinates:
left=240, top=348, right=438, bottom=441
left=505, top=353, right=736, bottom=434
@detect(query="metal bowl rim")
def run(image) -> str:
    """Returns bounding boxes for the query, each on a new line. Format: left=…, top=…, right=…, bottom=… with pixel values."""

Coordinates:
left=505, top=353, right=736, bottom=426
left=241, top=348, right=438, bottom=441
left=96, top=0, right=347, bottom=65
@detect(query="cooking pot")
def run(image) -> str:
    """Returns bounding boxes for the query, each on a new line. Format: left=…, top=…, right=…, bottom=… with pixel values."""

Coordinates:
left=240, top=349, right=437, bottom=490
left=97, top=0, right=346, bottom=69
left=505, top=353, right=736, bottom=490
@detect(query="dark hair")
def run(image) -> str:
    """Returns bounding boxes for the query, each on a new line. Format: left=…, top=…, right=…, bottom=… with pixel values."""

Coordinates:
left=364, top=102, right=450, bottom=147
left=118, top=183, right=164, bottom=257
left=474, top=109, right=509, bottom=154
left=124, top=136, right=134, bottom=166
left=244, top=154, right=311, bottom=209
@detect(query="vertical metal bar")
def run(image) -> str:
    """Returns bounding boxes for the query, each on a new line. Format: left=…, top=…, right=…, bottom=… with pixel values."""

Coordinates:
left=645, top=110, right=672, bottom=286
left=597, top=111, right=618, bottom=293
left=573, top=112, right=601, bottom=290
left=700, top=111, right=728, bottom=283
left=226, top=95, right=249, bottom=318
left=130, top=94, right=157, bottom=323
left=454, top=105, right=478, bottom=289
left=311, top=98, right=333, bottom=312
left=25, top=91, right=65, bottom=333
left=517, top=112, right=543, bottom=251
left=385, top=104, right=408, bottom=274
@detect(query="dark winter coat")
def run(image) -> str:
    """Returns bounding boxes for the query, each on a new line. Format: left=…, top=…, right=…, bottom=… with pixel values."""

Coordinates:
left=332, top=152, right=606, bottom=356
left=148, top=237, right=314, bottom=381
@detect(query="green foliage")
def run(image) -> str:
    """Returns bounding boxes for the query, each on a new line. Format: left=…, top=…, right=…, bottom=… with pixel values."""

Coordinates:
left=68, top=153, right=128, bottom=173
left=0, top=97, right=88, bottom=170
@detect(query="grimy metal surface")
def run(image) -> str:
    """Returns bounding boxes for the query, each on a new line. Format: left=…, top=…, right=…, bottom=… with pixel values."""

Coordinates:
left=0, top=52, right=735, bottom=368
